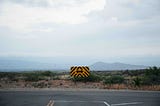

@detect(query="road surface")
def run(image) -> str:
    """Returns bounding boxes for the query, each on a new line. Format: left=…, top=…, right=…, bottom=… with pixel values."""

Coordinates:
left=0, top=89, right=160, bottom=106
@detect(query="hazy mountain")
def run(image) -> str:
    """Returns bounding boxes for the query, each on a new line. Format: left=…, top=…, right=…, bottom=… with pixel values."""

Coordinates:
left=0, top=58, right=68, bottom=71
left=90, top=62, right=148, bottom=70
left=0, top=57, right=148, bottom=71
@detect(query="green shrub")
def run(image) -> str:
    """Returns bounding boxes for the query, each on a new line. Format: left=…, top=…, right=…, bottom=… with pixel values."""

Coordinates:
left=104, top=75, right=124, bottom=84
left=142, top=66, right=160, bottom=85
left=71, top=73, right=101, bottom=82
left=24, top=73, right=40, bottom=81
left=23, top=71, right=57, bottom=81
left=133, top=77, right=141, bottom=87
left=145, top=67, right=160, bottom=76
left=41, top=71, right=56, bottom=77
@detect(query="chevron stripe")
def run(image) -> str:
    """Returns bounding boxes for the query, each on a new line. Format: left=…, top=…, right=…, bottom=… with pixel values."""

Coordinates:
left=70, top=66, right=77, bottom=74
left=70, top=66, right=90, bottom=77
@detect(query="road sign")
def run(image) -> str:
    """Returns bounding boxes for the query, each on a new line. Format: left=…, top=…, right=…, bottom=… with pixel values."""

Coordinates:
left=70, top=66, right=90, bottom=77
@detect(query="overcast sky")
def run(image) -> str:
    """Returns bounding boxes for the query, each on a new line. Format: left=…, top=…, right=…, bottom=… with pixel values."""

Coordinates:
left=0, top=0, right=160, bottom=66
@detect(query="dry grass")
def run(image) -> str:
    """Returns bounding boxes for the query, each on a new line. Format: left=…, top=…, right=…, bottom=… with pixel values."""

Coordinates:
left=103, top=84, right=160, bottom=91
left=1, top=79, right=160, bottom=91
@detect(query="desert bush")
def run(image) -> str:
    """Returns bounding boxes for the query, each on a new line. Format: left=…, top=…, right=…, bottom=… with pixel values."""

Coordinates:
left=104, top=75, right=124, bottom=84
left=0, top=72, right=21, bottom=81
left=41, top=71, right=56, bottom=77
left=23, top=71, right=57, bottom=81
left=24, top=73, right=40, bottom=81
left=142, top=66, right=160, bottom=85
left=145, top=66, right=160, bottom=76
left=71, top=73, right=101, bottom=82
left=32, top=82, right=47, bottom=88
left=133, top=77, right=141, bottom=87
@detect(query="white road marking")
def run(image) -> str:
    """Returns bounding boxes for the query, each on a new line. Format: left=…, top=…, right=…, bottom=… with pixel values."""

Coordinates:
left=54, top=100, right=104, bottom=103
left=47, top=100, right=54, bottom=106
left=104, top=101, right=111, bottom=106
left=50, top=101, right=54, bottom=106
left=48, top=100, right=143, bottom=106
left=111, top=102, right=143, bottom=106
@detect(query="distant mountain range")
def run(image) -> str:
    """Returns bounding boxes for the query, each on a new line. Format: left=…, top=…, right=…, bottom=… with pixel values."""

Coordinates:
left=0, top=58, right=148, bottom=71
left=0, top=59, right=67, bottom=71
left=90, top=62, right=148, bottom=70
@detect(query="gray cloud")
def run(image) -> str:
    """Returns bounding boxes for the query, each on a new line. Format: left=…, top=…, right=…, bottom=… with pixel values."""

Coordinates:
left=0, top=0, right=94, bottom=8
left=96, top=0, right=160, bottom=22
left=0, top=0, right=51, bottom=7
left=0, top=0, right=160, bottom=66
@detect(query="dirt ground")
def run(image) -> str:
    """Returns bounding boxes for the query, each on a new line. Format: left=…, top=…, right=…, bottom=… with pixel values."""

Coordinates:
left=0, top=79, right=160, bottom=91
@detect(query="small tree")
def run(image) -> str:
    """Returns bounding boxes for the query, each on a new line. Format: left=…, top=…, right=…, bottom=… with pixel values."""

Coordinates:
left=143, top=66, right=160, bottom=85
left=133, top=77, right=141, bottom=87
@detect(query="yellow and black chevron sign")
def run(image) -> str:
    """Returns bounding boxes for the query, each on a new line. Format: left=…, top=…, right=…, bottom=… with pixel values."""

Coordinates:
left=70, top=66, right=90, bottom=77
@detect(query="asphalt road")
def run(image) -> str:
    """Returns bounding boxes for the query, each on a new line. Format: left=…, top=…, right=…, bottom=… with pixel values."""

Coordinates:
left=0, top=89, right=160, bottom=106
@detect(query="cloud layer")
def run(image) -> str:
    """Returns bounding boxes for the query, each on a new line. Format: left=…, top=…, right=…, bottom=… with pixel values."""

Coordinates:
left=0, top=0, right=106, bottom=32
left=0, top=0, right=160, bottom=66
